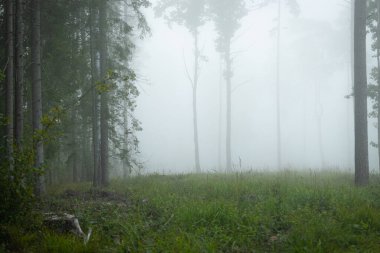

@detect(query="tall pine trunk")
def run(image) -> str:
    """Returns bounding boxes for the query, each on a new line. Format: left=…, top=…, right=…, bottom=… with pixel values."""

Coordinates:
left=6, top=0, right=14, bottom=167
left=90, top=0, right=100, bottom=187
left=192, top=30, right=201, bottom=173
left=276, top=0, right=282, bottom=170
left=71, top=109, right=78, bottom=182
left=377, top=0, right=380, bottom=173
left=15, top=0, right=24, bottom=148
left=122, top=3, right=130, bottom=180
left=225, top=39, right=232, bottom=172
left=99, top=0, right=109, bottom=187
left=315, top=82, right=325, bottom=168
left=123, top=100, right=130, bottom=179
left=347, top=0, right=355, bottom=169
left=31, top=0, right=45, bottom=195
left=354, top=0, right=369, bottom=186
left=218, top=57, right=223, bottom=171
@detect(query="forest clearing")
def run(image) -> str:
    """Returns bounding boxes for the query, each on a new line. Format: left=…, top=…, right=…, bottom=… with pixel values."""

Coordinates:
left=2, top=0, right=380, bottom=252
left=2, top=171, right=380, bottom=252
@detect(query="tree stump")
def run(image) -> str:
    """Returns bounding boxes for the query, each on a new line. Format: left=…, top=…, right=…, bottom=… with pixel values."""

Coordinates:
left=43, top=213, right=92, bottom=244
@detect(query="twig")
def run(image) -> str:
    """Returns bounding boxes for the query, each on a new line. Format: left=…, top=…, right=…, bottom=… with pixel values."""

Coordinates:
left=182, top=48, right=194, bottom=89
left=162, top=214, right=174, bottom=228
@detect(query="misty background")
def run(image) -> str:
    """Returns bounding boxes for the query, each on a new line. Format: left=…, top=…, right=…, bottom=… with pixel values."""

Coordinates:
left=132, top=0, right=375, bottom=173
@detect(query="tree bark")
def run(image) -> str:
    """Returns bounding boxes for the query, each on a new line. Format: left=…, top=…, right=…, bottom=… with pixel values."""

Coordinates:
left=6, top=0, right=14, bottom=167
left=192, top=30, right=201, bottom=173
left=315, top=82, right=325, bottom=168
left=218, top=57, right=223, bottom=171
left=123, top=100, right=130, bottom=179
left=31, top=0, right=45, bottom=195
left=377, top=0, right=380, bottom=173
left=99, top=0, right=109, bottom=187
left=354, top=0, right=369, bottom=186
left=15, top=0, right=24, bottom=148
left=122, top=3, right=130, bottom=180
left=90, top=0, right=100, bottom=187
left=276, top=0, right=282, bottom=170
left=71, top=109, right=78, bottom=182
left=347, top=0, right=355, bottom=169
left=225, top=39, right=232, bottom=172
left=70, top=20, right=79, bottom=183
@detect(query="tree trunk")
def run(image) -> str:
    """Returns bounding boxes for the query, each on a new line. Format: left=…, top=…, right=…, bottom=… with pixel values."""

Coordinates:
left=192, top=31, right=201, bottom=173
left=99, top=0, right=109, bottom=187
left=6, top=0, right=14, bottom=167
left=351, top=0, right=355, bottom=89
left=354, top=0, right=369, bottom=186
left=90, top=0, right=100, bottom=187
left=70, top=24, right=79, bottom=183
left=377, top=0, right=380, bottom=173
left=218, top=57, right=223, bottom=171
left=31, top=0, right=45, bottom=195
left=347, top=0, right=355, bottom=169
left=15, top=0, right=24, bottom=148
left=123, top=100, right=130, bottom=179
left=315, top=82, right=325, bottom=168
left=225, top=39, right=232, bottom=172
left=122, top=3, right=130, bottom=180
left=71, top=109, right=78, bottom=182
left=276, top=0, right=282, bottom=170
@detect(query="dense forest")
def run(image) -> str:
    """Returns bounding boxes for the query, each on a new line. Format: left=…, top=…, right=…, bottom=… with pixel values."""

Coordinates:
left=1, top=0, right=380, bottom=252
left=0, top=0, right=150, bottom=193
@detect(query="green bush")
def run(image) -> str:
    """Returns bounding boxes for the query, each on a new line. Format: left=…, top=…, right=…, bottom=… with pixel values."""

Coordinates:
left=0, top=146, right=41, bottom=224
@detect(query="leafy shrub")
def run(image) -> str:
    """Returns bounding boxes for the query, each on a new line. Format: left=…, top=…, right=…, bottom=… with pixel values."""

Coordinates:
left=0, top=146, right=40, bottom=224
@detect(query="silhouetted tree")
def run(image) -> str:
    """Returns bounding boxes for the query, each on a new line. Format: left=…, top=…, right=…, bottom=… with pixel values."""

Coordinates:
left=90, top=0, right=101, bottom=186
left=99, top=0, right=109, bottom=187
left=5, top=0, right=14, bottom=169
left=354, top=0, right=369, bottom=185
left=208, top=0, right=247, bottom=171
left=31, top=0, right=45, bottom=195
left=15, top=0, right=24, bottom=148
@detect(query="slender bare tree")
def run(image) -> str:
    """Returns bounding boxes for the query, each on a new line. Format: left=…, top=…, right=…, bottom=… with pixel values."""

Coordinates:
left=274, top=0, right=299, bottom=169
left=155, top=0, right=207, bottom=173
left=209, top=0, right=247, bottom=171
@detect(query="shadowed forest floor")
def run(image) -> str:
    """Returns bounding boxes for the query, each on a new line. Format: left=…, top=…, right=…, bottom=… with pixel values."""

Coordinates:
left=2, top=171, right=380, bottom=252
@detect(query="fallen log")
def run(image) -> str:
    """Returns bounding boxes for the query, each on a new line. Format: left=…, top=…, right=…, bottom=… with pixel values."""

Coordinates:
left=43, top=213, right=92, bottom=244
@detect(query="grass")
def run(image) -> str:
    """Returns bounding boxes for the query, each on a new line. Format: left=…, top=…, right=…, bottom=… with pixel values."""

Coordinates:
left=2, top=170, right=380, bottom=252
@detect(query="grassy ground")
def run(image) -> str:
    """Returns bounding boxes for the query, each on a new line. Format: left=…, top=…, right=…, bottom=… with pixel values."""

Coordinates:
left=2, top=170, right=380, bottom=252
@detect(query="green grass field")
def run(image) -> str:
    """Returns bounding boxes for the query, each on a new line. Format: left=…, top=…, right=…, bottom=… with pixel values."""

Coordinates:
left=2, top=171, right=380, bottom=252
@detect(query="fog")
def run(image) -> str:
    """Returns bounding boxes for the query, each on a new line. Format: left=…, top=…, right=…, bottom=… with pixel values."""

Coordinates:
left=132, top=0, right=376, bottom=173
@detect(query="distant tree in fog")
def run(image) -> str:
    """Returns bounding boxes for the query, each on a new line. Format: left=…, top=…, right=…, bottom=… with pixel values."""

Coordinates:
left=273, top=0, right=299, bottom=170
left=288, top=18, right=348, bottom=169
left=155, top=0, right=208, bottom=173
left=208, top=0, right=247, bottom=172
left=354, top=0, right=369, bottom=185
